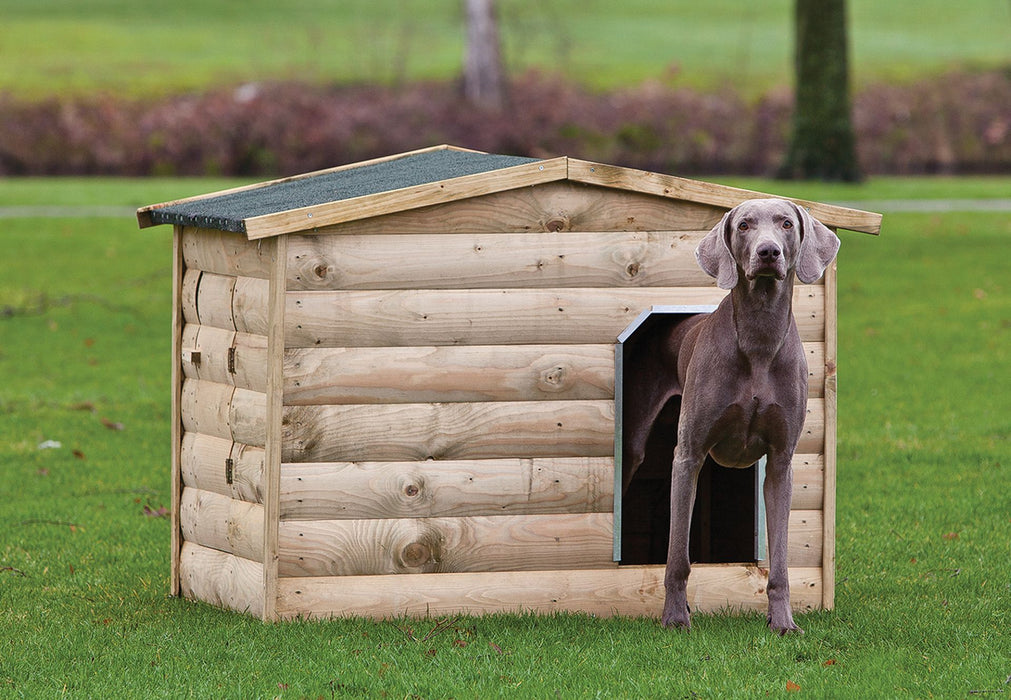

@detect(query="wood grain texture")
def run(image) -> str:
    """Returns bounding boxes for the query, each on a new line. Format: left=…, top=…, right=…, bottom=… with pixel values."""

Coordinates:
left=568, top=159, right=883, bottom=235
left=282, top=286, right=825, bottom=348
left=785, top=509, right=823, bottom=567
left=822, top=260, right=839, bottom=609
left=180, top=379, right=266, bottom=447
left=244, top=158, right=570, bottom=239
left=277, top=512, right=614, bottom=577
left=178, top=542, right=264, bottom=618
left=179, top=487, right=264, bottom=562
left=305, top=180, right=724, bottom=237
left=285, top=230, right=714, bottom=291
left=282, top=399, right=615, bottom=463
left=790, top=455, right=825, bottom=511
left=274, top=565, right=823, bottom=620
left=278, top=457, right=613, bottom=520
left=180, top=432, right=264, bottom=503
left=283, top=344, right=614, bottom=405
left=182, top=227, right=273, bottom=279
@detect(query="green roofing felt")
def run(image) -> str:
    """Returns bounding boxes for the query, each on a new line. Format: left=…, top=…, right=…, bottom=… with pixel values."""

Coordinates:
left=146, top=149, right=540, bottom=233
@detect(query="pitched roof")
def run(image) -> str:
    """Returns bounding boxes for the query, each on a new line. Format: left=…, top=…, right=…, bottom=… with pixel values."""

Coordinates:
left=138, top=144, right=882, bottom=238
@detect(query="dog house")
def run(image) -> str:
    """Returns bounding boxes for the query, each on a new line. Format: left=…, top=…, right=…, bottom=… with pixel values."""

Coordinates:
left=137, top=145, right=881, bottom=621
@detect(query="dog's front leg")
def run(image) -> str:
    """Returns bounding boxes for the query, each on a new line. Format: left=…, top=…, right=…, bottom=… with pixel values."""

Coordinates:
left=764, top=450, right=803, bottom=635
left=662, top=444, right=703, bottom=629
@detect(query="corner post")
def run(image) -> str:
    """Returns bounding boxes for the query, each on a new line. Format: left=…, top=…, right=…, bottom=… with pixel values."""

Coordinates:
left=822, top=257, right=839, bottom=609
left=262, top=235, right=287, bottom=621
left=169, top=225, right=185, bottom=596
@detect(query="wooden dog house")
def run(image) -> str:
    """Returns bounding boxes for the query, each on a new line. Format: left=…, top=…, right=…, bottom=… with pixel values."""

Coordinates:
left=138, top=145, right=881, bottom=622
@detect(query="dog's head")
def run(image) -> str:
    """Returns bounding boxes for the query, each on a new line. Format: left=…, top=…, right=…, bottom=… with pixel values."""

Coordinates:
left=695, top=198, right=840, bottom=290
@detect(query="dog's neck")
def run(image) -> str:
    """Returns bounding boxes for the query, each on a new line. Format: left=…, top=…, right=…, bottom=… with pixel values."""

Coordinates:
left=729, top=273, right=796, bottom=359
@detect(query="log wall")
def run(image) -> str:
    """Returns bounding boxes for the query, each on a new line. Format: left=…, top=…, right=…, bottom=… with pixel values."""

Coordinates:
left=172, top=179, right=834, bottom=619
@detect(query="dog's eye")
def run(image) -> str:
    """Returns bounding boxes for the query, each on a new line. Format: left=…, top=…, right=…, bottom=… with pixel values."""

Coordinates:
left=737, top=221, right=749, bottom=232
left=782, top=220, right=793, bottom=229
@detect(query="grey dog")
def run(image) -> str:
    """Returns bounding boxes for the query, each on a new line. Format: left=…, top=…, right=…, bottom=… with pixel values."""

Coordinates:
left=622, top=198, right=840, bottom=634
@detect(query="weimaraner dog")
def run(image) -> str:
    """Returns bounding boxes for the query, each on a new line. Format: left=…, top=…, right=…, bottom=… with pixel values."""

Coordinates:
left=622, top=198, right=840, bottom=634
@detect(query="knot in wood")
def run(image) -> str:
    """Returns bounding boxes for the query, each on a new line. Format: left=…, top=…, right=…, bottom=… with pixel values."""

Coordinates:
left=401, top=542, right=432, bottom=568
left=540, top=365, right=567, bottom=390
left=544, top=215, right=569, bottom=232
left=625, top=261, right=641, bottom=278
left=312, top=262, right=331, bottom=280
left=404, top=483, right=421, bottom=498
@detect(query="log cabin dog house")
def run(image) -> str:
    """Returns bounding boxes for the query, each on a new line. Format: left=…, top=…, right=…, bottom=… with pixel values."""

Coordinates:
left=138, top=145, right=882, bottom=622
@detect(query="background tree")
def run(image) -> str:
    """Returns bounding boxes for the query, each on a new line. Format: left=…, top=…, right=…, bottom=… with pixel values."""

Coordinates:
left=462, top=0, right=507, bottom=109
left=778, top=0, right=862, bottom=181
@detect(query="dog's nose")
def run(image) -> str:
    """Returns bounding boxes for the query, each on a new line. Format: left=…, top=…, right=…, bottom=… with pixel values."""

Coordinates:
left=757, top=244, right=782, bottom=261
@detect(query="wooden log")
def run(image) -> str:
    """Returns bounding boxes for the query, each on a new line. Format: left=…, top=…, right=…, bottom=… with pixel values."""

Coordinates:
left=283, top=344, right=615, bottom=405
left=181, top=269, right=201, bottom=325
left=277, top=512, right=614, bottom=577
left=790, top=454, right=825, bottom=511
left=279, top=457, right=613, bottom=520
left=179, top=541, right=264, bottom=618
left=180, top=324, right=267, bottom=391
left=282, top=399, right=615, bottom=463
left=195, top=272, right=236, bottom=330
left=274, top=564, right=823, bottom=620
left=282, top=286, right=825, bottom=348
left=180, top=432, right=264, bottom=503
left=179, top=487, right=265, bottom=562
left=285, top=230, right=715, bottom=291
left=233, top=275, right=270, bottom=335
left=305, top=180, right=724, bottom=237
left=244, top=157, right=570, bottom=239
left=180, top=379, right=267, bottom=447
left=182, top=227, right=273, bottom=279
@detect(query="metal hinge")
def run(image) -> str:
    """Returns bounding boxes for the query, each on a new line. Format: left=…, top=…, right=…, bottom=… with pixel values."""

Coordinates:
left=225, top=458, right=234, bottom=485
left=227, top=347, right=236, bottom=374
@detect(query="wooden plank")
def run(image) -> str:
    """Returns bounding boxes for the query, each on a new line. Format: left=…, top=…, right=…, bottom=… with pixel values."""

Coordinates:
left=277, top=512, right=614, bottom=577
left=282, top=286, right=825, bottom=348
left=180, top=379, right=267, bottom=447
left=170, top=226, right=185, bottom=597
left=805, top=342, right=826, bottom=398
left=786, top=509, right=823, bottom=567
left=305, top=180, right=724, bottom=237
left=283, top=344, right=615, bottom=405
left=285, top=230, right=715, bottom=291
left=181, top=227, right=273, bottom=278
left=279, top=457, right=613, bottom=520
left=243, top=158, right=570, bottom=240
left=180, top=432, right=264, bottom=504
left=180, top=487, right=264, bottom=562
left=180, top=324, right=268, bottom=391
left=798, top=398, right=825, bottom=456
left=137, top=145, right=467, bottom=229
left=282, top=399, right=615, bottom=463
left=262, top=235, right=286, bottom=621
left=822, top=261, right=839, bottom=610
left=274, top=564, right=823, bottom=620
left=178, top=541, right=264, bottom=618
left=790, top=454, right=825, bottom=511
left=233, top=275, right=270, bottom=335
left=568, top=159, right=883, bottom=235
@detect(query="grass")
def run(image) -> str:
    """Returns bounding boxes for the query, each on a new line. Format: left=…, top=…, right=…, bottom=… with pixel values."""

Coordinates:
left=1, top=178, right=1009, bottom=697
left=1, top=0, right=1008, bottom=98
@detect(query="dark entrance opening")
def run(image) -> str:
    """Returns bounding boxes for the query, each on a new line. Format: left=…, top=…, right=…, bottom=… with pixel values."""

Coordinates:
left=615, top=306, right=765, bottom=566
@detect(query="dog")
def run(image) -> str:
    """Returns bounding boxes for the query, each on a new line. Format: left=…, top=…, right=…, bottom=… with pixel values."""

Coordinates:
left=622, top=198, right=840, bottom=634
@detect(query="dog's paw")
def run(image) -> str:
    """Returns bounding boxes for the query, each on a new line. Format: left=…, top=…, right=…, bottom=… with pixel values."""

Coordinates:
left=767, top=612, right=804, bottom=636
left=661, top=601, right=692, bottom=631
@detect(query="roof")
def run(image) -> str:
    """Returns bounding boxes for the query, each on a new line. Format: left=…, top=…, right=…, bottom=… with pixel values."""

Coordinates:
left=138, top=144, right=882, bottom=238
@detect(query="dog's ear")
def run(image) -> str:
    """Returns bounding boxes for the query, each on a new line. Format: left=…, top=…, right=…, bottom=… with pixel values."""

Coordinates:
left=696, top=210, right=738, bottom=289
left=792, top=203, right=841, bottom=284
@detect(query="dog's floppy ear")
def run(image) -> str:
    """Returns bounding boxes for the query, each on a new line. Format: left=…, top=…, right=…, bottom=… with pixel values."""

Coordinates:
left=696, top=209, right=738, bottom=289
left=792, top=202, right=841, bottom=284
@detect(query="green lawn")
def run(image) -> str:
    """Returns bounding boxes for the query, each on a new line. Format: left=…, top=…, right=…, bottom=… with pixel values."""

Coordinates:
left=0, top=177, right=1008, bottom=696
left=1, top=0, right=1008, bottom=98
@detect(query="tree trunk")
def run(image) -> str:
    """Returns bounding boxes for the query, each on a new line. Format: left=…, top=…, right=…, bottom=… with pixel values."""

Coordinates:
left=778, top=0, right=861, bottom=181
left=463, top=0, right=506, bottom=110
